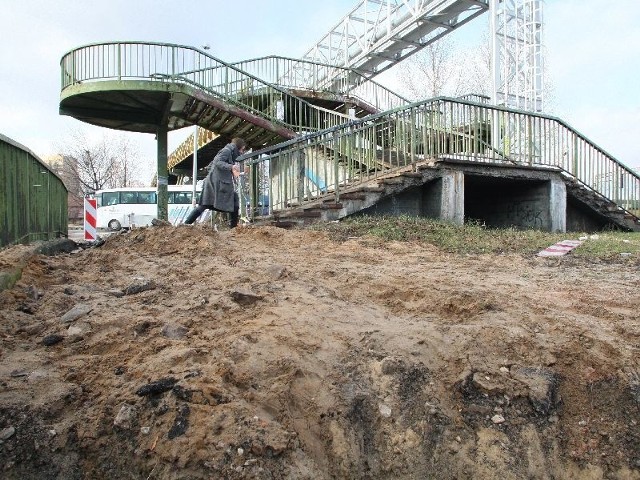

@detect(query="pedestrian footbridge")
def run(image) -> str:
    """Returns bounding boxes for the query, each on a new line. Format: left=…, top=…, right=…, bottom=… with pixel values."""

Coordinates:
left=59, top=42, right=640, bottom=232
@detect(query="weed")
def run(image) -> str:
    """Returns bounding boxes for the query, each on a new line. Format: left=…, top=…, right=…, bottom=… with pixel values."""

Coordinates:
left=310, top=215, right=640, bottom=259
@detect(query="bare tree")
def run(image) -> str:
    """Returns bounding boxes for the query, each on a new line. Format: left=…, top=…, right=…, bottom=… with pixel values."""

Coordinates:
left=456, top=30, right=492, bottom=97
left=397, top=27, right=555, bottom=110
left=396, top=32, right=496, bottom=102
left=397, top=36, right=462, bottom=100
left=58, top=130, right=143, bottom=194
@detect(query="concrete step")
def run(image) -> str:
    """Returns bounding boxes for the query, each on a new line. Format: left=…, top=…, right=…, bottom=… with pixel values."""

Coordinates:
left=305, top=203, right=343, bottom=210
left=339, top=192, right=368, bottom=200
left=286, top=211, right=322, bottom=218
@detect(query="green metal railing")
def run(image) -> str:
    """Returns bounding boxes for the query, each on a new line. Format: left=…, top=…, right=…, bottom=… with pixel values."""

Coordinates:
left=0, top=135, right=68, bottom=247
left=231, top=55, right=409, bottom=113
left=60, top=42, right=350, bottom=134
left=238, top=97, right=640, bottom=218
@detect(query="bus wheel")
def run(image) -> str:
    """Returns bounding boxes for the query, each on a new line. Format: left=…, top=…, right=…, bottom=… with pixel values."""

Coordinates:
left=108, top=219, right=122, bottom=231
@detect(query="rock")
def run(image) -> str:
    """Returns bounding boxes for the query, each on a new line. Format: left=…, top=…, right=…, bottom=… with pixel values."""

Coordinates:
left=161, top=323, right=188, bottom=339
left=60, top=304, right=93, bottom=323
left=0, top=426, right=15, bottom=440
left=113, top=404, right=136, bottom=429
left=491, top=414, right=505, bottom=424
left=35, top=238, right=77, bottom=256
left=67, top=321, right=92, bottom=336
left=511, top=367, right=560, bottom=415
left=107, top=289, right=124, bottom=298
left=229, top=288, right=263, bottom=306
left=41, top=334, right=64, bottom=346
left=499, top=367, right=510, bottom=374
left=168, top=404, right=190, bottom=439
left=135, top=377, right=178, bottom=396
left=123, top=279, right=156, bottom=296
left=151, top=219, right=171, bottom=227
left=266, top=265, right=286, bottom=279
left=471, top=372, right=505, bottom=395
left=140, top=427, right=150, bottom=435
left=378, top=404, right=392, bottom=417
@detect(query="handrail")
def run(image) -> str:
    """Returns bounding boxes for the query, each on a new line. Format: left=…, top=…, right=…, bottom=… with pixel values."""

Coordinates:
left=238, top=96, right=640, bottom=218
left=230, top=55, right=410, bottom=112
left=59, top=42, right=350, bottom=134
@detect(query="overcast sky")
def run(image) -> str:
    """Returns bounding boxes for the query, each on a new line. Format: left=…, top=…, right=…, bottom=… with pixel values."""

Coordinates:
left=1, top=0, right=638, bottom=182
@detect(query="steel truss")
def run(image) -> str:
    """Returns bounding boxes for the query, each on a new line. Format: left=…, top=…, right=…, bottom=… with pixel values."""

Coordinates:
left=302, top=0, right=489, bottom=84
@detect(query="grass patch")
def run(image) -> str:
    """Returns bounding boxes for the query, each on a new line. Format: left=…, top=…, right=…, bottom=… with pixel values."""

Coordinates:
left=572, top=231, right=640, bottom=259
left=309, top=215, right=640, bottom=259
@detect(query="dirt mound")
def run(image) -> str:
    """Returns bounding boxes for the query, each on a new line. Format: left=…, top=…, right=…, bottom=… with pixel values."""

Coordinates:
left=0, top=225, right=638, bottom=479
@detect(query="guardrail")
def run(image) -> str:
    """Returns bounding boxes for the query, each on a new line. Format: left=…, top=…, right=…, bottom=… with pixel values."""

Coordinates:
left=238, top=97, right=640, bottom=218
left=60, top=42, right=350, bottom=134
left=231, top=55, right=409, bottom=113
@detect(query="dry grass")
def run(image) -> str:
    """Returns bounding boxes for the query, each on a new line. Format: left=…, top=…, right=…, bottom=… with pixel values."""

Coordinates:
left=310, top=215, right=640, bottom=260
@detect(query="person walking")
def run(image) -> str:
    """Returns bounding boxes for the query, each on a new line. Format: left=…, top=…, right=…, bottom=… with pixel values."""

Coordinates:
left=184, top=137, right=247, bottom=228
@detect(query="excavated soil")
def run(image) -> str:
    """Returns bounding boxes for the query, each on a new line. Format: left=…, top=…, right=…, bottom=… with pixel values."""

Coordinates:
left=0, top=225, right=638, bottom=479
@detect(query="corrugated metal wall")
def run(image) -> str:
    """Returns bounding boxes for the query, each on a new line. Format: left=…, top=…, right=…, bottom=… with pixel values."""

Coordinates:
left=1, top=134, right=68, bottom=247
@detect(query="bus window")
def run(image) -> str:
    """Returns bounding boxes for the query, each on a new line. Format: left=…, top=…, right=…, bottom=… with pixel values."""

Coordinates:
left=100, top=192, right=119, bottom=207
left=138, top=191, right=156, bottom=204
left=172, top=192, right=192, bottom=204
left=121, top=192, right=138, bottom=204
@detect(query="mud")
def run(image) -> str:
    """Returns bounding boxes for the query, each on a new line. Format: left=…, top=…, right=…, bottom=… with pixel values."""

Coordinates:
left=0, top=225, right=638, bottom=479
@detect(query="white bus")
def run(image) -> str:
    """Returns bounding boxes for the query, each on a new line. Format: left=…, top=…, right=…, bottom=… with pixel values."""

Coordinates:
left=94, top=186, right=202, bottom=231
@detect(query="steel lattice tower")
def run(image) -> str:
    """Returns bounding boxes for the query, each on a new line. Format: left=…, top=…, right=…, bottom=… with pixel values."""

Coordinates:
left=490, top=0, right=544, bottom=112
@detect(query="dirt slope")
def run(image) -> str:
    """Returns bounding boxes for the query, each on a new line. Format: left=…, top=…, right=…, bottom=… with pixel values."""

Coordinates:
left=0, top=225, right=638, bottom=479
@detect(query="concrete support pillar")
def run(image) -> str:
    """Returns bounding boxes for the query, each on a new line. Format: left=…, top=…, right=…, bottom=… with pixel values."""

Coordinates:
left=156, top=124, right=168, bottom=221
left=549, top=177, right=566, bottom=233
left=441, top=170, right=464, bottom=225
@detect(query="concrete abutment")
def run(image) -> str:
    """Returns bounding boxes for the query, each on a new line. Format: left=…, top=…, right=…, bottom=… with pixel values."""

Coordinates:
left=359, top=161, right=569, bottom=232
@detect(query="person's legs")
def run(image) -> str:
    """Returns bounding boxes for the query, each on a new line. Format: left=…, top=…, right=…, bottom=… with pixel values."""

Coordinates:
left=184, top=205, right=207, bottom=224
left=229, top=193, right=240, bottom=228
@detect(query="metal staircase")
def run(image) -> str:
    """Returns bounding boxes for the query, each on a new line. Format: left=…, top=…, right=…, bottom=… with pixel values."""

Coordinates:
left=237, top=96, right=640, bottom=231
left=59, top=42, right=353, bottom=151
left=167, top=55, right=412, bottom=173
left=58, top=42, right=640, bottom=231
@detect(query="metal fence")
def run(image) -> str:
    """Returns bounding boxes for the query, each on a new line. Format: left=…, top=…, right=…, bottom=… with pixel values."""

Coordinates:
left=230, top=55, right=409, bottom=113
left=0, top=134, right=68, bottom=247
left=60, top=42, right=351, bottom=134
left=239, top=97, right=640, bottom=218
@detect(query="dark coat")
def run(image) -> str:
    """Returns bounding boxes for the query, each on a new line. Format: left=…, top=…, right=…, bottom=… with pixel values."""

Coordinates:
left=200, top=143, right=240, bottom=212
